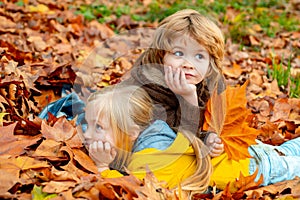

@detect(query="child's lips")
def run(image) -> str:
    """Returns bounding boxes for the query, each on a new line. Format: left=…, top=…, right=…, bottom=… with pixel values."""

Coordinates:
left=185, top=73, right=194, bottom=78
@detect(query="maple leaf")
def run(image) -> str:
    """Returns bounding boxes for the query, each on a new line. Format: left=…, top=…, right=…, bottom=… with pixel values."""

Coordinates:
left=41, top=117, right=76, bottom=142
left=233, top=168, right=263, bottom=195
left=204, top=81, right=261, bottom=160
left=0, top=122, right=41, bottom=156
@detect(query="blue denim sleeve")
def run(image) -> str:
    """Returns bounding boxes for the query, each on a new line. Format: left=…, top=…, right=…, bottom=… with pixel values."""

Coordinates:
left=38, top=92, right=87, bottom=131
left=132, top=120, right=177, bottom=152
left=248, top=137, right=300, bottom=186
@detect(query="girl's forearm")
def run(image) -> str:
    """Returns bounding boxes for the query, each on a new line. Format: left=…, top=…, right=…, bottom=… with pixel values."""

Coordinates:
left=181, top=92, right=198, bottom=106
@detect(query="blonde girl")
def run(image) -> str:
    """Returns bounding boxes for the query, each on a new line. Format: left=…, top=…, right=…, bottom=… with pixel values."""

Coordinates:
left=83, top=84, right=212, bottom=197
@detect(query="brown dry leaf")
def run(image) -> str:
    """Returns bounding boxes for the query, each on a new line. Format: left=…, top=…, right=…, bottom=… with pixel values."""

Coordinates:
left=0, top=169, right=19, bottom=195
left=249, top=35, right=260, bottom=46
left=245, top=177, right=300, bottom=199
left=136, top=170, right=178, bottom=200
left=72, top=148, right=98, bottom=174
left=32, top=139, right=69, bottom=163
left=0, top=155, right=50, bottom=192
left=94, top=174, right=142, bottom=199
left=41, top=117, right=76, bottom=142
left=249, top=70, right=263, bottom=86
left=204, top=81, right=260, bottom=160
left=223, top=62, right=243, bottom=79
left=0, top=122, right=41, bottom=156
left=42, top=180, right=77, bottom=194
left=270, top=98, right=292, bottom=122
left=27, top=36, right=48, bottom=52
left=51, top=166, right=81, bottom=183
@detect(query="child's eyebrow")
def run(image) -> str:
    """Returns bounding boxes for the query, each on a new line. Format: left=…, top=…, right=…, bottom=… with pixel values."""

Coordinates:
left=172, top=46, right=183, bottom=49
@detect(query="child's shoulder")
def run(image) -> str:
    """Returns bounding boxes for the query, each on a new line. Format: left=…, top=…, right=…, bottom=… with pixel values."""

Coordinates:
left=132, top=120, right=177, bottom=152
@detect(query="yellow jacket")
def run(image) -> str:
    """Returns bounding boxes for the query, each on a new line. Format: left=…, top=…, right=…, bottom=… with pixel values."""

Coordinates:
left=101, top=133, right=197, bottom=189
left=210, top=153, right=250, bottom=192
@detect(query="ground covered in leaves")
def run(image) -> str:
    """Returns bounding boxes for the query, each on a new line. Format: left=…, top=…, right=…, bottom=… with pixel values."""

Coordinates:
left=0, top=0, right=299, bottom=199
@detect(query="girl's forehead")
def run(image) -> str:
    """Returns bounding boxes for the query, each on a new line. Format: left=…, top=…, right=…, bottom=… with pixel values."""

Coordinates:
left=86, top=101, right=103, bottom=119
left=171, top=36, right=206, bottom=50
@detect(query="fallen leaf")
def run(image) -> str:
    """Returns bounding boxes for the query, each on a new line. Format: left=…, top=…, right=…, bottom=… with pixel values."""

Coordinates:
left=42, top=180, right=77, bottom=194
left=41, top=117, right=76, bottom=142
left=204, top=81, right=261, bottom=160
left=0, top=122, right=41, bottom=156
left=72, top=148, right=98, bottom=174
left=223, top=62, right=243, bottom=79
left=270, top=98, right=292, bottom=122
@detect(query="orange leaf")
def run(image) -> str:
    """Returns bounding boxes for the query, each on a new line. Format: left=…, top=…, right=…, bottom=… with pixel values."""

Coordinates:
left=234, top=168, right=263, bottom=193
left=204, top=81, right=260, bottom=160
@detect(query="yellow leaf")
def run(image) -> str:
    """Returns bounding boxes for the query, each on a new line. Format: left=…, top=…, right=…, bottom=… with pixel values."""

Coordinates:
left=29, top=4, right=55, bottom=14
left=0, top=112, right=8, bottom=126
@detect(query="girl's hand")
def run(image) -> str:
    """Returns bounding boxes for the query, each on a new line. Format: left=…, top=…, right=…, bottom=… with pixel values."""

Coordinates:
left=206, top=133, right=224, bottom=157
left=164, top=66, right=198, bottom=106
left=88, top=141, right=117, bottom=172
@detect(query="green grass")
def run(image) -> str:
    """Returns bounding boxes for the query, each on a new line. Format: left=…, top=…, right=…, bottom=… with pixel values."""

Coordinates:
left=74, top=0, right=299, bottom=46
left=267, top=56, right=300, bottom=98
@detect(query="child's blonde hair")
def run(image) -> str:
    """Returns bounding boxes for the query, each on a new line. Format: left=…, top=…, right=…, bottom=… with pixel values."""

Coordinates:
left=135, top=9, right=224, bottom=83
left=87, top=84, right=153, bottom=170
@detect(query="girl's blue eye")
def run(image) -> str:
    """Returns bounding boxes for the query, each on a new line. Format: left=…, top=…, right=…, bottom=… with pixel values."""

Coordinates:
left=196, top=54, right=204, bottom=59
left=96, top=124, right=102, bottom=132
left=174, top=51, right=183, bottom=56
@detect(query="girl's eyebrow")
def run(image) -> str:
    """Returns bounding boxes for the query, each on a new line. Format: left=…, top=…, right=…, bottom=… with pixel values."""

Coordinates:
left=172, top=46, right=183, bottom=49
left=172, top=45, right=207, bottom=53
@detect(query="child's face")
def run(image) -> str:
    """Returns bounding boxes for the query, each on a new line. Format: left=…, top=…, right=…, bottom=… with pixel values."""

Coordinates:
left=84, top=113, right=115, bottom=148
left=163, top=36, right=210, bottom=85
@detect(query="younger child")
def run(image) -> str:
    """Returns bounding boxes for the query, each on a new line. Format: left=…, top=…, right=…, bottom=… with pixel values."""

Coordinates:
left=83, top=84, right=212, bottom=197
left=123, top=9, right=225, bottom=157
left=83, top=84, right=300, bottom=196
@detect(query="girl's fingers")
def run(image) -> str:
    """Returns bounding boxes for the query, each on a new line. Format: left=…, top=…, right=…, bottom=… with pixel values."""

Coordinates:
left=173, top=68, right=181, bottom=88
left=179, top=69, right=187, bottom=87
left=104, top=141, right=111, bottom=152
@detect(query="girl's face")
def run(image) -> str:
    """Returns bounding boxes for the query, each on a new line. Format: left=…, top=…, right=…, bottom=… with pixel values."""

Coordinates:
left=84, top=113, right=115, bottom=148
left=163, top=36, right=210, bottom=85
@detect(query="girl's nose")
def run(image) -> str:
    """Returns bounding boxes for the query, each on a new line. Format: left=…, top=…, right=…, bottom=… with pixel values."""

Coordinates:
left=181, top=59, right=194, bottom=69
left=84, top=128, right=93, bottom=139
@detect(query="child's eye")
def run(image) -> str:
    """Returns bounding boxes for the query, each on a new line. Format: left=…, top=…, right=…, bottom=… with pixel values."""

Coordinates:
left=173, top=51, right=183, bottom=56
left=196, top=54, right=204, bottom=59
left=95, top=124, right=103, bottom=132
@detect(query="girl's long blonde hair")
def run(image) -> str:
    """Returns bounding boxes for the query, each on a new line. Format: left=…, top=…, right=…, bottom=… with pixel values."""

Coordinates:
left=87, top=84, right=212, bottom=195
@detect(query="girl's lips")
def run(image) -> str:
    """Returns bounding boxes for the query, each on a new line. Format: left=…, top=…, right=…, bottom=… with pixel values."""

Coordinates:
left=185, top=73, right=194, bottom=78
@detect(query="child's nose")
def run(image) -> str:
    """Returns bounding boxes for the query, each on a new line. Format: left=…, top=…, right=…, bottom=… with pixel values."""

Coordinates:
left=181, top=59, right=194, bottom=69
left=84, top=128, right=93, bottom=139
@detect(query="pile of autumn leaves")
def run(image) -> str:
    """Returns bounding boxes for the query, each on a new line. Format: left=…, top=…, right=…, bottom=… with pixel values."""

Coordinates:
left=1, top=56, right=300, bottom=200
left=1, top=1, right=300, bottom=200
